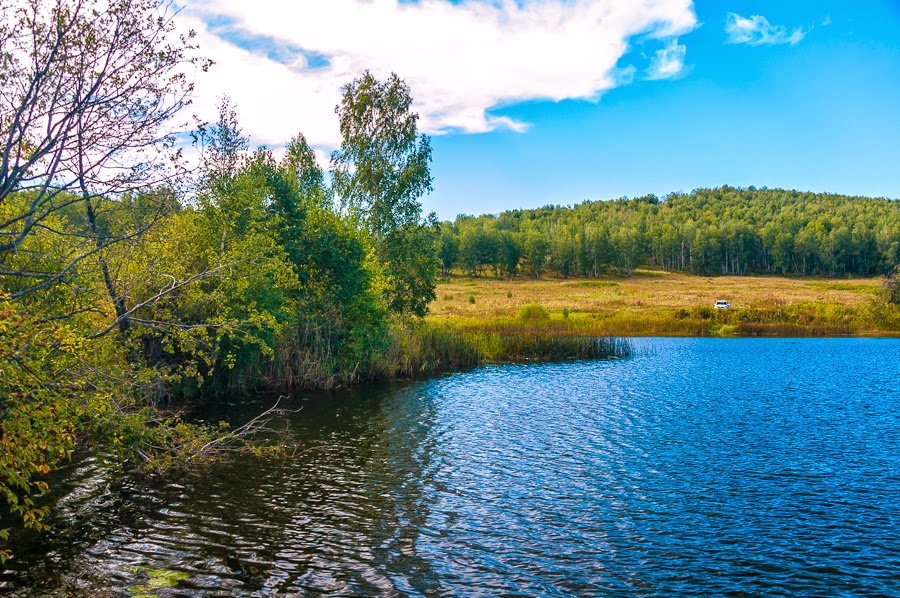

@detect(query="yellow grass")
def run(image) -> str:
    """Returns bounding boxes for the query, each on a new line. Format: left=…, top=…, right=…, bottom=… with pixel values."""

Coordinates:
left=429, top=269, right=900, bottom=337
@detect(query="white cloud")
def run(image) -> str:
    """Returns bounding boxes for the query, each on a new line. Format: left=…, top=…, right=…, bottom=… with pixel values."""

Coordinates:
left=724, top=13, right=806, bottom=47
left=646, top=38, right=688, bottom=80
left=178, top=0, right=698, bottom=150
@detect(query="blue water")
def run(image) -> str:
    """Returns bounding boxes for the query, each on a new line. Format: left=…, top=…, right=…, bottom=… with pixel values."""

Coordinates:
left=3, top=338, right=900, bottom=596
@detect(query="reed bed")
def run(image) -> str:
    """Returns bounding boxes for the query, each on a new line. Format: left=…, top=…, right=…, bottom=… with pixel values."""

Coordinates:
left=386, top=319, right=631, bottom=379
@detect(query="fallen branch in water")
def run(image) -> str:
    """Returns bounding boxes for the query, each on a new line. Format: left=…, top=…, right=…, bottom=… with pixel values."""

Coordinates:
left=138, top=397, right=298, bottom=473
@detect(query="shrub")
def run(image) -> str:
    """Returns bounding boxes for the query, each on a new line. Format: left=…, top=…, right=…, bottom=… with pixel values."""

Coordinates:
left=694, top=306, right=714, bottom=320
left=517, top=302, right=550, bottom=321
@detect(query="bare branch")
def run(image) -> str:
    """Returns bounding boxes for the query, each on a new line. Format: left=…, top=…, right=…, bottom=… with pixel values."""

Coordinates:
left=87, top=265, right=226, bottom=339
left=1, top=0, right=201, bottom=258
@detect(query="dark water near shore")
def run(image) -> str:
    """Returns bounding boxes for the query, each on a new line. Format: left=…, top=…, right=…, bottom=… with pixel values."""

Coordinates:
left=3, top=338, right=900, bottom=596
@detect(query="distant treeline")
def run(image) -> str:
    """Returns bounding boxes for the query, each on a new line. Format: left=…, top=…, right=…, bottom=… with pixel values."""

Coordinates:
left=439, top=187, right=900, bottom=278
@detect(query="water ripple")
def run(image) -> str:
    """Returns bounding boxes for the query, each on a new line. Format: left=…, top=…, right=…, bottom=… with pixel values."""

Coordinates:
left=2, top=338, right=899, bottom=596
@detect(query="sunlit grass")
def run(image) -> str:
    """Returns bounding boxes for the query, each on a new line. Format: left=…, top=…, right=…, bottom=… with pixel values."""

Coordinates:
left=429, top=270, right=900, bottom=337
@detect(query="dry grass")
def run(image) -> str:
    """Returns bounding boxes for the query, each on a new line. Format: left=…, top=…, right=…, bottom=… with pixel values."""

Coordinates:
left=429, top=269, right=899, bottom=337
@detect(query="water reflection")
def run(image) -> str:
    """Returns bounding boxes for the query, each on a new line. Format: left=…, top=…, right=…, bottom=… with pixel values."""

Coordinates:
left=4, top=383, right=447, bottom=595
left=3, top=338, right=900, bottom=596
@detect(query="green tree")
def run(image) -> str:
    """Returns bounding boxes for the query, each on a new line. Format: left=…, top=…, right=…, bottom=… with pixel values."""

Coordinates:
left=458, top=227, right=481, bottom=276
left=331, top=71, right=437, bottom=316
left=497, top=231, right=522, bottom=278
left=0, top=0, right=205, bottom=302
left=523, top=232, right=548, bottom=278
left=197, top=97, right=250, bottom=199
left=282, top=133, right=329, bottom=207
left=438, top=222, right=459, bottom=275
left=883, top=266, right=900, bottom=305
left=434, top=186, right=900, bottom=280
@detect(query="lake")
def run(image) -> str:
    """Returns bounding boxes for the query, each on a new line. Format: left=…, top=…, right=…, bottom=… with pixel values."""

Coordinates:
left=3, top=338, right=900, bottom=596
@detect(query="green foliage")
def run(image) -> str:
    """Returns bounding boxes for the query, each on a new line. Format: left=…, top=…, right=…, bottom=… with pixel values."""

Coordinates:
left=518, top=303, right=550, bottom=321
left=441, top=188, right=900, bottom=279
left=0, top=2, right=445, bottom=560
left=0, top=303, right=80, bottom=548
left=524, top=232, right=549, bottom=278
left=129, top=106, right=391, bottom=392
left=380, top=221, right=439, bottom=316
left=332, top=71, right=433, bottom=238
left=332, top=71, right=439, bottom=316
left=0, top=299, right=232, bottom=558
left=439, top=223, right=460, bottom=275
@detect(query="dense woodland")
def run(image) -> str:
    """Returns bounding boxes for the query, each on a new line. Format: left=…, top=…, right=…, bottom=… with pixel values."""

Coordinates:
left=440, top=188, right=900, bottom=278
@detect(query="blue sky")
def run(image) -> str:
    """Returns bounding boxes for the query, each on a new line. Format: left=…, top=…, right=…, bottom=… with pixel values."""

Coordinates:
left=429, top=1, right=900, bottom=218
left=181, top=0, right=900, bottom=219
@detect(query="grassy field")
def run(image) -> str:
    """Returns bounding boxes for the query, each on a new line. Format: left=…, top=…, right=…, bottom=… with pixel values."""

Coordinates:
left=428, top=269, right=900, bottom=337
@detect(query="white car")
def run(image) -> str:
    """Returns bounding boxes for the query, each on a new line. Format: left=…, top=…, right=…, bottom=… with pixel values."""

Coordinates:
left=714, top=300, right=730, bottom=309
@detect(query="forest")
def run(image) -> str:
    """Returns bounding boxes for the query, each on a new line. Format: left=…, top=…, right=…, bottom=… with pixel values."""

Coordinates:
left=440, top=188, right=900, bottom=279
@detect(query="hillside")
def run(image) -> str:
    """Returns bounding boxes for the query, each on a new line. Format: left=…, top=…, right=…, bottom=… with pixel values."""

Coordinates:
left=439, top=187, right=900, bottom=279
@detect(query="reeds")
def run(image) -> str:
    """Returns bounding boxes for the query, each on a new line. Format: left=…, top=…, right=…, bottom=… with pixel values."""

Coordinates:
left=386, top=321, right=481, bottom=378
left=263, top=269, right=900, bottom=390
left=386, top=318, right=631, bottom=379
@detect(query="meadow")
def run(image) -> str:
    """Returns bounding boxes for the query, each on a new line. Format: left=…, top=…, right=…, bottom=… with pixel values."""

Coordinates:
left=429, top=270, right=900, bottom=337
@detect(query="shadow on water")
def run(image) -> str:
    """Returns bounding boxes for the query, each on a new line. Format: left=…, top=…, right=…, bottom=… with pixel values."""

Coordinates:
left=2, top=381, right=447, bottom=596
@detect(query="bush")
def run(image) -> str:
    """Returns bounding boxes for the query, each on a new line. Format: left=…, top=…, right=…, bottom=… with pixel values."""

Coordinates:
left=517, top=303, right=549, bottom=321
left=694, top=306, right=715, bottom=320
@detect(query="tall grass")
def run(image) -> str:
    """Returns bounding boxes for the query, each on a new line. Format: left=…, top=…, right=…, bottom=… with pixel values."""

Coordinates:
left=261, top=314, right=632, bottom=388
left=386, top=319, right=631, bottom=379
left=267, top=319, right=365, bottom=389
left=386, top=321, right=481, bottom=378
